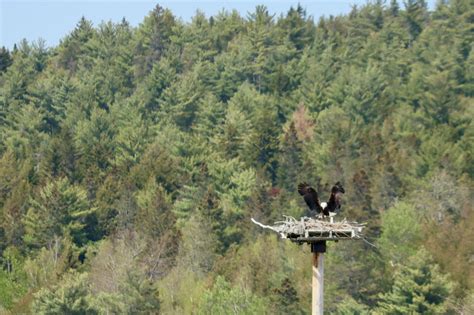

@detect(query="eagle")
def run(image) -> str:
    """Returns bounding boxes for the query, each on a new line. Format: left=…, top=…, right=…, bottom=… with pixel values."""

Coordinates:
left=298, top=182, right=345, bottom=217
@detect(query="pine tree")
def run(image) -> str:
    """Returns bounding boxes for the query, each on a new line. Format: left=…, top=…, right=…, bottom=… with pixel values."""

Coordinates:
left=74, top=107, right=116, bottom=179
left=277, top=4, right=315, bottom=51
left=403, top=0, right=428, bottom=43
left=134, top=177, right=173, bottom=238
left=134, top=4, right=177, bottom=76
left=0, top=47, right=13, bottom=73
left=112, top=99, right=150, bottom=170
left=159, top=66, right=205, bottom=130
left=0, top=150, right=31, bottom=248
left=0, top=2, right=473, bottom=313
left=23, top=178, right=95, bottom=248
left=212, top=103, right=252, bottom=159
left=277, top=121, right=303, bottom=191
left=390, top=0, right=400, bottom=17
left=376, top=249, right=454, bottom=314
left=56, top=17, right=95, bottom=72
left=139, top=57, right=176, bottom=116
left=272, top=278, right=304, bottom=315
left=32, top=272, right=97, bottom=315
left=246, top=5, right=275, bottom=91
left=377, top=202, right=422, bottom=265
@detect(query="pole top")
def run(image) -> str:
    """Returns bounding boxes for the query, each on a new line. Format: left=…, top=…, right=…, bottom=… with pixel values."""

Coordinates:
left=311, top=241, right=326, bottom=253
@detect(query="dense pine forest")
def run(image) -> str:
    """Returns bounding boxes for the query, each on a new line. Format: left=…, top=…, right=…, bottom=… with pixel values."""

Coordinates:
left=0, top=0, right=473, bottom=313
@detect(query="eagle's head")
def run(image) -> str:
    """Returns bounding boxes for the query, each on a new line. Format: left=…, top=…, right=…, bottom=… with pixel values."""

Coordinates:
left=332, top=182, right=345, bottom=194
left=321, top=202, right=328, bottom=209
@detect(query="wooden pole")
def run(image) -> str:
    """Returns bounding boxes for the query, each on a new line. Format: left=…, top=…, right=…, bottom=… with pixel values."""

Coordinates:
left=312, top=252, right=324, bottom=315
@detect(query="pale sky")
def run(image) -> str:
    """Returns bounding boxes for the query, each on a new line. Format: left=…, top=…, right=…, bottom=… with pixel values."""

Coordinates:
left=0, top=0, right=437, bottom=49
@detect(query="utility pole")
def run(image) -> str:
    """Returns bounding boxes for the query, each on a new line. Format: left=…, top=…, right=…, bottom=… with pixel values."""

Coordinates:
left=311, top=241, right=325, bottom=315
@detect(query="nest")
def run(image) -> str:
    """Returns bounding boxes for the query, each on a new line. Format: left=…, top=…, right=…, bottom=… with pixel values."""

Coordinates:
left=251, top=215, right=365, bottom=242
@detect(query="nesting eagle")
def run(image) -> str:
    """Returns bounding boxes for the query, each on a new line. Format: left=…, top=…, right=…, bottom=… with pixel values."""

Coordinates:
left=298, top=182, right=345, bottom=217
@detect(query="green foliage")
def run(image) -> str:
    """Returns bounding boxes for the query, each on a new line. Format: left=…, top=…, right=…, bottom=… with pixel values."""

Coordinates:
left=376, top=248, right=454, bottom=314
left=158, top=267, right=205, bottom=314
left=32, top=272, right=96, bottom=315
left=377, top=201, right=422, bottom=264
left=74, top=107, right=116, bottom=174
left=23, top=178, right=95, bottom=248
left=134, top=4, right=177, bottom=76
left=0, top=47, right=13, bottom=73
left=0, top=1, right=472, bottom=313
left=112, top=100, right=151, bottom=170
left=198, top=276, right=268, bottom=315
left=90, top=270, right=160, bottom=314
left=212, top=101, right=252, bottom=159
left=56, top=17, right=95, bottom=72
left=23, top=237, right=81, bottom=290
left=334, top=296, right=369, bottom=315
left=177, top=215, right=218, bottom=276
left=0, top=247, right=28, bottom=310
left=32, top=268, right=161, bottom=315
left=213, top=235, right=311, bottom=313
left=271, top=277, right=305, bottom=315
left=0, top=150, right=31, bottom=249
left=135, top=177, right=173, bottom=237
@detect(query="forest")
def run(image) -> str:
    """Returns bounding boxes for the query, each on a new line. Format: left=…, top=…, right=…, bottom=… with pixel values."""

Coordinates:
left=0, top=0, right=473, bottom=313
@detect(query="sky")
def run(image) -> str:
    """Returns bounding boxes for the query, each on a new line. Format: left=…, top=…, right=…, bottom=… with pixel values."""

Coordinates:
left=1, top=0, right=437, bottom=49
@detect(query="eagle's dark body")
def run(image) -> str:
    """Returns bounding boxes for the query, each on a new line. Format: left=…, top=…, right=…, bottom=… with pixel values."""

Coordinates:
left=298, top=183, right=323, bottom=215
left=298, top=182, right=345, bottom=217
left=325, top=182, right=345, bottom=213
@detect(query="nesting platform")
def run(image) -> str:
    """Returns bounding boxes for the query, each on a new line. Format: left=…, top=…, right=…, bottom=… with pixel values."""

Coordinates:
left=252, top=215, right=365, bottom=314
left=251, top=215, right=364, bottom=244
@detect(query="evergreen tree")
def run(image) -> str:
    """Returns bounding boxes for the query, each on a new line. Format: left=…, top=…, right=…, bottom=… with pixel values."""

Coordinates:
left=134, top=5, right=177, bottom=76
left=212, top=103, right=252, bottom=159
left=0, top=47, right=13, bottom=73
left=74, top=107, right=116, bottom=186
left=112, top=99, right=150, bottom=170
left=159, top=65, right=205, bottom=130
left=246, top=5, right=275, bottom=91
left=0, top=150, right=31, bottom=249
left=390, top=0, right=400, bottom=17
left=56, top=17, right=95, bottom=72
left=272, top=278, right=304, bottom=315
left=32, top=272, right=97, bottom=315
left=277, top=121, right=304, bottom=191
left=23, top=178, right=95, bottom=248
left=277, top=4, right=315, bottom=51
left=377, top=202, right=422, bottom=265
left=376, top=249, right=454, bottom=314
left=403, top=0, right=428, bottom=43
left=134, top=177, right=173, bottom=238
left=139, top=57, right=176, bottom=116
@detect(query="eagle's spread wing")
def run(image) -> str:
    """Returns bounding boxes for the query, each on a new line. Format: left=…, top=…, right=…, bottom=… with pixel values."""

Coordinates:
left=326, top=182, right=345, bottom=215
left=298, top=182, right=323, bottom=214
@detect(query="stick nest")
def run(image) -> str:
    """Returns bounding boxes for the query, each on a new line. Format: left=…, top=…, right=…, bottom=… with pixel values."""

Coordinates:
left=251, top=215, right=365, bottom=240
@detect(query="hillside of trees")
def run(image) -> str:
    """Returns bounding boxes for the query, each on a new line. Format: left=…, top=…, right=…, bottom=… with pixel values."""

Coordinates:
left=0, top=0, right=473, bottom=313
